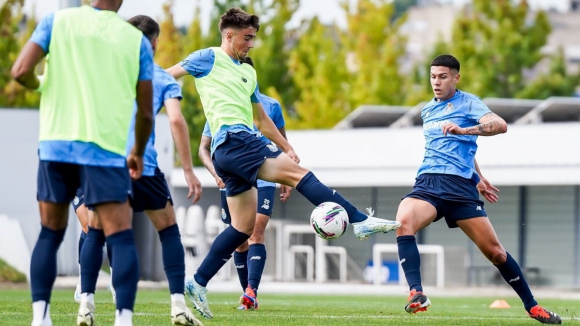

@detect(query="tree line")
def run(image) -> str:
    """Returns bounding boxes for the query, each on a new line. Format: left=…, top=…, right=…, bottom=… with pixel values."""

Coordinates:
left=1, top=0, right=578, bottom=165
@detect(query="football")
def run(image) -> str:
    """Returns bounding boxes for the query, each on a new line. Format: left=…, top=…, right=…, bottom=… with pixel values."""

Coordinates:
left=310, top=202, right=349, bottom=240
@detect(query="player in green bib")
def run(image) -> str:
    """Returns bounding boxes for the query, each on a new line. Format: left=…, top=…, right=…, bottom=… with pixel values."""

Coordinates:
left=167, top=8, right=400, bottom=319
left=12, top=1, right=154, bottom=325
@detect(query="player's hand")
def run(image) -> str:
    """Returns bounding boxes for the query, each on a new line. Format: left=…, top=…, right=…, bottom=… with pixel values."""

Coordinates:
left=286, top=148, right=300, bottom=164
left=477, top=176, right=499, bottom=203
left=442, top=122, right=467, bottom=135
left=280, top=184, right=292, bottom=202
left=185, top=170, right=202, bottom=203
left=127, top=152, right=144, bottom=180
left=215, top=176, right=225, bottom=189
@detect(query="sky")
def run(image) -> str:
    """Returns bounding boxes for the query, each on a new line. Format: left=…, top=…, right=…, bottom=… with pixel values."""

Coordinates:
left=23, top=0, right=571, bottom=30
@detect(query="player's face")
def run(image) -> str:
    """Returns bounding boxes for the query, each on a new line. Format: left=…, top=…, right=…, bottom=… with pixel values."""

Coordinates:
left=430, top=66, right=459, bottom=102
left=227, top=27, right=256, bottom=61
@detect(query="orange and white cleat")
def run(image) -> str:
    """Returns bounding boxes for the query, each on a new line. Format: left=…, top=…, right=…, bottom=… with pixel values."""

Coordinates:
left=405, top=289, right=431, bottom=314
left=528, top=305, right=562, bottom=324
left=239, top=286, right=259, bottom=310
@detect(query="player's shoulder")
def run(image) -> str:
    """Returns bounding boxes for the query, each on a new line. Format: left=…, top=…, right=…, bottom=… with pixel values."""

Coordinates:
left=154, top=64, right=179, bottom=85
left=456, top=90, right=484, bottom=104
left=260, top=94, right=280, bottom=107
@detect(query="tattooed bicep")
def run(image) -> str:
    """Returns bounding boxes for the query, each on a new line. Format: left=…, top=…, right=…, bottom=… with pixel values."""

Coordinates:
left=478, top=112, right=501, bottom=123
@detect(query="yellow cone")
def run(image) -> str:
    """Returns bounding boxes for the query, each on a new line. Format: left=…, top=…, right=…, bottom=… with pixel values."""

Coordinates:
left=489, top=299, right=510, bottom=309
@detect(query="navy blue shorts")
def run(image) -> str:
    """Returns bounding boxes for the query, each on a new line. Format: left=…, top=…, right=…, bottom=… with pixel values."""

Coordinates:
left=213, top=131, right=282, bottom=196
left=219, top=186, right=276, bottom=224
left=72, top=168, right=172, bottom=213
left=403, top=173, right=486, bottom=228
left=38, top=160, right=131, bottom=209
left=131, top=168, right=173, bottom=212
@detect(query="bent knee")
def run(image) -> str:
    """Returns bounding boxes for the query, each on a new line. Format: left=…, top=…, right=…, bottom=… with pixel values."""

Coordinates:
left=487, top=247, right=507, bottom=265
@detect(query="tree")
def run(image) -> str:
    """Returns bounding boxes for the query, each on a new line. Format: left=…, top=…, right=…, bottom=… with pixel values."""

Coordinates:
left=446, top=0, right=551, bottom=98
left=516, top=47, right=580, bottom=99
left=287, top=17, right=350, bottom=129
left=155, top=0, right=183, bottom=70
left=342, top=0, right=409, bottom=108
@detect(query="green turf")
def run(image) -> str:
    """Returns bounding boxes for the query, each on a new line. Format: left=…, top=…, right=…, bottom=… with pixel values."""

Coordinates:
left=1, top=289, right=579, bottom=325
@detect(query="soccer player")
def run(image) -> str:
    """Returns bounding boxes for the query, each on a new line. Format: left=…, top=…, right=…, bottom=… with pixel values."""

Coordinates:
left=396, top=54, right=561, bottom=324
left=199, top=56, right=291, bottom=311
left=71, top=15, right=204, bottom=326
left=166, top=8, right=400, bottom=319
left=11, top=1, right=154, bottom=326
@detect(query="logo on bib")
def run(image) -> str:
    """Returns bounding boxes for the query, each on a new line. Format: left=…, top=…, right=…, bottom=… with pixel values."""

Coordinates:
left=241, top=77, right=248, bottom=83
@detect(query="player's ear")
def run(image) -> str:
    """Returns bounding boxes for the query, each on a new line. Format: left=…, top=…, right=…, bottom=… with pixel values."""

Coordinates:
left=454, top=73, right=460, bottom=84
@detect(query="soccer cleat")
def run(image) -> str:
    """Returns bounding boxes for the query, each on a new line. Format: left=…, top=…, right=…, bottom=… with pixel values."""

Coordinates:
left=528, top=305, right=562, bottom=324
left=171, top=303, right=204, bottom=326
left=74, top=282, right=81, bottom=303
left=108, top=283, right=117, bottom=304
left=405, top=289, right=431, bottom=314
left=239, top=286, right=259, bottom=310
left=76, top=301, right=95, bottom=326
left=352, top=208, right=401, bottom=240
left=184, top=278, right=213, bottom=319
left=31, top=316, right=52, bottom=326
left=237, top=305, right=247, bottom=310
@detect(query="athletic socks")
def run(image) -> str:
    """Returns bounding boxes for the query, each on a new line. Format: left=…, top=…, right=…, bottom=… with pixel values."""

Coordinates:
left=107, top=230, right=140, bottom=311
left=247, top=243, right=267, bottom=295
left=194, top=226, right=250, bottom=287
left=30, top=225, right=66, bottom=303
left=296, top=171, right=368, bottom=223
left=78, top=231, right=87, bottom=264
left=495, top=252, right=538, bottom=312
left=233, top=250, right=249, bottom=291
left=80, top=227, right=106, bottom=294
left=397, top=235, right=423, bottom=292
left=158, top=224, right=186, bottom=295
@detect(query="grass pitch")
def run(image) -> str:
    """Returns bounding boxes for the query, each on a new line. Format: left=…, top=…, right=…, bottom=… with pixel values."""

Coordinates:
left=1, top=288, right=579, bottom=325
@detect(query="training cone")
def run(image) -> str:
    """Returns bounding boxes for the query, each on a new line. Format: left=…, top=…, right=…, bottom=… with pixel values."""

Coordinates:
left=489, top=299, right=510, bottom=309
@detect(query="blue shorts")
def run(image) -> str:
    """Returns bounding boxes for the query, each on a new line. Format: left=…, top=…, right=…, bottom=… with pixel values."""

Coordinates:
left=38, top=160, right=131, bottom=209
left=72, top=168, right=172, bottom=213
left=219, top=186, right=276, bottom=224
left=404, top=173, right=486, bottom=228
left=131, top=168, right=173, bottom=212
left=213, top=131, right=282, bottom=196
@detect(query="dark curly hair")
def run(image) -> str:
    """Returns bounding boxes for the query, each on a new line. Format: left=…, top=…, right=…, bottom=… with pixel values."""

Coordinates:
left=431, top=54, right=460, bottom=72
left=219, top=8, right=260, bottom=32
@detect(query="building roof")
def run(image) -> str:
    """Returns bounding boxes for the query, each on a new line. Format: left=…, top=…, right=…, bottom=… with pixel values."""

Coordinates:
left=333, top=105, right=410, bottom=129
left=171, top=122, right=580, bottom=188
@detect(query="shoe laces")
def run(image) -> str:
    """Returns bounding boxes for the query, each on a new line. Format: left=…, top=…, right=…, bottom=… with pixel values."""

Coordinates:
left=366, top=207, right=375, bottom=217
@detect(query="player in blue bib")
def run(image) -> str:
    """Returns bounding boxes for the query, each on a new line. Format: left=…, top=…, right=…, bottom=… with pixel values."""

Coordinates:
left=71, top=15, right=202, bottom=326
left=199, top=56, right=291, bottom=310
left=396, top=55, right=561, bottom=324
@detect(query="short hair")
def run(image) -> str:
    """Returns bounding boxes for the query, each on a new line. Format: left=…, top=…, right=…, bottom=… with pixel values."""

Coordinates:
left=243, top=56, right=254, bottom=67
left=127, top=15, right=160, bottom=43
left=219, top=8, right=260, bottom=33
left=431, top=54, right=460, bottom=72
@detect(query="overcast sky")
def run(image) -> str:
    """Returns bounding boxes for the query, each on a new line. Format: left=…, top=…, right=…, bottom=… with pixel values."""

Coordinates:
left=23, top=0, right=571, bottom=30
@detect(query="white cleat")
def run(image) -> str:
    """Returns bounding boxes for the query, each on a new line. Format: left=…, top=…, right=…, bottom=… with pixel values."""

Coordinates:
left=352, top=208, right=401, bottom=240
left=184, top=278, right=213, bottom=319
left=76, top=302, right=95, bottom=326
left=74, top=282, right=82, bottom=303
left=31, top=316, right=52, bottom=326
left=171, top=303, right=204, bottom=326
left=108, top=283, right=117, bottom=304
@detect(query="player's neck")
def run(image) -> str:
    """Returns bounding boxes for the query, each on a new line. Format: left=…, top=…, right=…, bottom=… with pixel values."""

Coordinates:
left=219, top=45, right=241, bottom=63
left=436, top=89, right=457, bottom=102
left=91, top=1, right=119, bottom=12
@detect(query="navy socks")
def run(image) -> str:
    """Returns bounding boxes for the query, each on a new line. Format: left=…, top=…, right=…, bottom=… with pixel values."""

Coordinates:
left=296, top=172, right=367, bottom=223
left=80, top=227, right=106, bottom=294
left=77, top=231, right=87, bottom=264
left=30, top=225, right=66, bottom=302
left=233, top=250, right=249, bottom=291
left=397, top=235, right=423, bottom=292
left=158, top=224, right=185, bottom=295
left=247, top=244, right=267, bottom=294
left=194, top=226, right=250, bottom=287
left=107, top=230, right=139, bottom=311
left=495, top=252, right=538, bottom=311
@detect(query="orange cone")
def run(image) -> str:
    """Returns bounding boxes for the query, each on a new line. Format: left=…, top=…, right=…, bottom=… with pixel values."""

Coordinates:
left=489, top=299, right=510, bottom=309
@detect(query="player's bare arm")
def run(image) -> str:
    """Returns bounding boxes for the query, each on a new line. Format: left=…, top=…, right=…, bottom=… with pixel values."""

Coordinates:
left=165, top=64, right=189, bottom=80
left=442, top=112, right=507, bottom=136
left=166, top=98, right=202, bottom=202
left=11, top=42, right=46, bottom=89
left=199, top=135, right=225, bottom=188
left=128, top=80, right=154, bottom=180
left=252, top=102, right=300, bottom=163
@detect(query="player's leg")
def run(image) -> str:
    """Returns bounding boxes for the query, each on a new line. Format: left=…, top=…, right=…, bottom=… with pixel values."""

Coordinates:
left=78, top=165, right=138, bottom=326
left=240, top=186, right=274, bottom=310
left=73, top=192, right=88, bottom=303
left=395, top=196, right=438, bottom=314
left=32, top=161, right=80, bottom=326
left=220, top=189, right=250, bottom=292
left=257, top=152, right=400, bottom=239
left=457, top=217, right=562, bottom=324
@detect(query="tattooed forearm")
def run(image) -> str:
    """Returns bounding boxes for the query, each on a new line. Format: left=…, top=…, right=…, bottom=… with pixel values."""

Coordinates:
left=465, top=112, right=508, bottom=136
